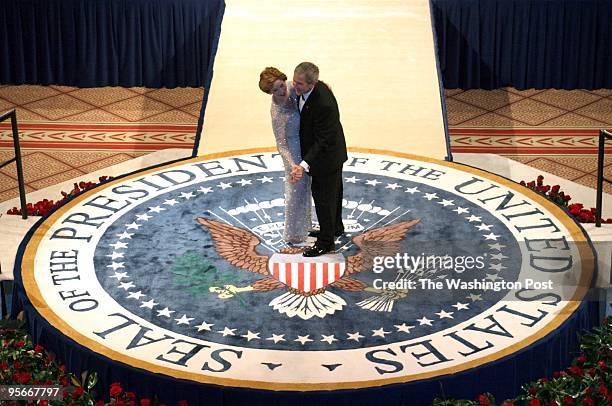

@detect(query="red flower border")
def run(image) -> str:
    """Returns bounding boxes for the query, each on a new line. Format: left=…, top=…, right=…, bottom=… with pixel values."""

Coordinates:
left=520, top=175, right=611, bottom=224
left=6, top=176, right=111, bottom=217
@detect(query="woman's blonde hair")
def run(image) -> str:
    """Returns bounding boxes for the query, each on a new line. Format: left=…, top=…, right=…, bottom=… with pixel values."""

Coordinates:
left=259, top=67, right=287, bottom=94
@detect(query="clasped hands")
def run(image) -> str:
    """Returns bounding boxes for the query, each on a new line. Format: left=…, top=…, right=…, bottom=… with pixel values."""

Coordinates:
left=289, top=164, right=305, bottom=184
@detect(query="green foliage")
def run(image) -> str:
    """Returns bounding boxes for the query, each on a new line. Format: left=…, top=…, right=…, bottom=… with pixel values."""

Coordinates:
left=0, top=322, right=177, bottom=405
left=171, top=251, right=237, bottom=297
left=0, top=320, right=96, bottom=405
left=433, top=318, right=611, bottom=406
left=0, top=317, right=610, bottom=404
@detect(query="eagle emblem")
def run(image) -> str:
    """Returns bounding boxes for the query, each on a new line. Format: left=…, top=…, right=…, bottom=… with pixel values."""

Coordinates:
left=196, top=217, right=420, bottom=320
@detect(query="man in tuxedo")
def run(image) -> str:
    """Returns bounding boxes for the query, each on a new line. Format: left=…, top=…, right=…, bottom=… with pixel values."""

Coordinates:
left=290, top=62, right=347, bottom=257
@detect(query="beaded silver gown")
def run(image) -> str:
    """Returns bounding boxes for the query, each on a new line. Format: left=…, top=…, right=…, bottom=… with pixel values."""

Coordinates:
left=270, top=83, right=312, bottom=243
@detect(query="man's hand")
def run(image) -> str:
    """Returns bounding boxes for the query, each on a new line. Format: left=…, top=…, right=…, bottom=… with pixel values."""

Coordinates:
left=290, top=164, right=304, bottom=183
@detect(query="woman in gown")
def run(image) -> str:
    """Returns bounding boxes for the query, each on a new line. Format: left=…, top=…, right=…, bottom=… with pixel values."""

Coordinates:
left=259, top=67, right=312, bottom=244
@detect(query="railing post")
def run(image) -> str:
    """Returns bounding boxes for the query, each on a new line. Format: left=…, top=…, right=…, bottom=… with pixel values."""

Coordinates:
left=595, top=130, right=604, bottom=227
left=10, top=111, right=28, bottom=219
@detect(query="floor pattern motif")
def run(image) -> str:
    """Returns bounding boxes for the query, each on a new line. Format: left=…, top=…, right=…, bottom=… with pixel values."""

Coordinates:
left=0, top=86, right=610, bottom=203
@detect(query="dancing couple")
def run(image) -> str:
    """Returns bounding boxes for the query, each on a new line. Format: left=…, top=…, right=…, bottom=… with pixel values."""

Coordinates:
left=259, top=62, right=347, bottom=257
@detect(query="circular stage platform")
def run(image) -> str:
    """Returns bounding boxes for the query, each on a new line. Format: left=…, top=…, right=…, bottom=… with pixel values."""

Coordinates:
left=14, top=149, right=597, bottom=405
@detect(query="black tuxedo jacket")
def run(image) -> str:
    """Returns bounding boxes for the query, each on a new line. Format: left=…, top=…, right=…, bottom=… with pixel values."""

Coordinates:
left=299, top=81, right=348, bottom=176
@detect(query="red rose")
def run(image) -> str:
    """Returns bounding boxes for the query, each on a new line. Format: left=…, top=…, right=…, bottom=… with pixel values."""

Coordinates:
left=599, top=385, right=608, bottom=396
left=576, top=356, right=586, bottom=365
left=585, top=389, right=592, bottom=395
left=116, top=400, right=126, bottom=406
left=503, top=401, right=515, bottom=406
left=95, top=401, right=105, bottom=406
left=40, top=401, right=49, bottom=406
left=562, top=395, right=574, bottom=405
left=15, top=340, right=25, bottom=347
left=73, top=387, right=85, bottom=398
left=582, top=397, right=594, bottom=406
left=18, top=372, right=31, bottom=383
left=60, top=377, right=69, bottom=386
left=13, top=361, right=23, bottom=369
left=110, top=382, right=123, bottom=397
left=126, top=391, right=136, bottom=399
left=599, top=360, right=606, bottom=369
left=0, top=361, right=8, bottom=370
left=529, top=400, right=541, bottom=406
left=140, top=399, right=151, bottom=406
left=34, top=345, right=43, bottom=353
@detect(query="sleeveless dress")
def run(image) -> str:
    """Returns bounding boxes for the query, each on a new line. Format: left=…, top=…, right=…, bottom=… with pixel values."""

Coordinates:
left=270, top=83, right=312, bottom=243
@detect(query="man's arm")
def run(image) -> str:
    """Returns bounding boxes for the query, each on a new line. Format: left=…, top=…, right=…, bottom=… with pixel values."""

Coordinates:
left=302, top=102, right=337, bottom=166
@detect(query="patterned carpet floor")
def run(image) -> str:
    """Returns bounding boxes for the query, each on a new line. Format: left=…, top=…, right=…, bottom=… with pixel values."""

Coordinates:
left=0, top=85, right=611, bottom=203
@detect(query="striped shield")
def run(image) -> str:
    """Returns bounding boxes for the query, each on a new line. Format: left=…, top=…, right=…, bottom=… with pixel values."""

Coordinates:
left=268, top=253, right=346, bottom=293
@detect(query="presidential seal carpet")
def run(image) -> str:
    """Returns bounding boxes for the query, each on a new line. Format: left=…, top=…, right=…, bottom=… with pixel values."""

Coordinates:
left=13, top=148, right=597, bottom=405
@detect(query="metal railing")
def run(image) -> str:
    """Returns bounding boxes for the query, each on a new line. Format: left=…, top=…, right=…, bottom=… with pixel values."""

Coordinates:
left=0, top=109, right=27, bottom=219
left=595, top=129, right=611, bottom=227
left=0, top=109, right=27, bottom=318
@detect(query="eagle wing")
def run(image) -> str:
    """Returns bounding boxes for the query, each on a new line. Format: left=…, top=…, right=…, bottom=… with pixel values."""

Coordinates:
left=196, top=217, right=269, bottom=275
left=332, top=276, right=368, bottom=291
left=346, top=219, right=420, bottom=275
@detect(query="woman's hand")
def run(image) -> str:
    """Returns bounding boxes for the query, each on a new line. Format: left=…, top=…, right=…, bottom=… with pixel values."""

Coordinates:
left=290, top=164, right=304, bottom=183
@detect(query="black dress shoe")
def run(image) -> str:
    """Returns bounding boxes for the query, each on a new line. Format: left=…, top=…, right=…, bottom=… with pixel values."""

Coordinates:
left=303, top=244, right=335, bottom=257
left=308, top=229, right=345, bottom=238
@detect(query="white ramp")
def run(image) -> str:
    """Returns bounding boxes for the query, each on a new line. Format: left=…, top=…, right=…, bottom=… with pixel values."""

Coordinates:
left=197, top=0, right=448, bottom=159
